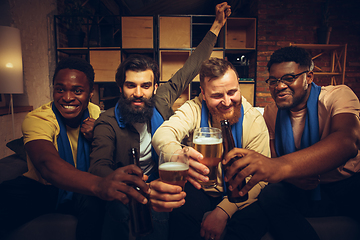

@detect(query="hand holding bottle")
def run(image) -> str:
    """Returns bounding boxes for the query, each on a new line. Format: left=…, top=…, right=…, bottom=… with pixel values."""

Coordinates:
left=128, top=148, right=153, bottom=237
left=221, top=120, right=248, bottom=203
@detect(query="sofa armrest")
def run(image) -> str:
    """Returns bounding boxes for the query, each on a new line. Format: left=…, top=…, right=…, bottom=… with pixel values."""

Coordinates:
left=3, top=214, right=77, bottom=240
left=0, top=154, right=28, bottom=184
left=261, top=216, right=360, bottom=240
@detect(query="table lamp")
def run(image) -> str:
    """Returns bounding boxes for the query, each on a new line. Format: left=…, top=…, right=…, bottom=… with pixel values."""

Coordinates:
left=0, top=26, right=23, bottom=139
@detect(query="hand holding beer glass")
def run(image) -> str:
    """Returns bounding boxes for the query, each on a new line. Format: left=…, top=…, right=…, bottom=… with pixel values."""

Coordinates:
left=192, top=127, right=222, bottom=188
left=158, top=142, right=190, bottom=189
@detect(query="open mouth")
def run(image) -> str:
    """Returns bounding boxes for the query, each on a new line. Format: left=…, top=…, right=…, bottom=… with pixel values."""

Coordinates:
left=62, top=105, right=78, bottom=110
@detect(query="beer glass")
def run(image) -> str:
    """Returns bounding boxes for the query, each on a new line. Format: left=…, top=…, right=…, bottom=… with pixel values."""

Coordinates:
left=192, top=127, right=222, bottom=188
left=158, top=142, right=189, bottom=189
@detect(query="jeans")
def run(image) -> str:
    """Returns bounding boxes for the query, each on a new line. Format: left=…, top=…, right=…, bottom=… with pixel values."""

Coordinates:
left=101, top=200, right=169, bottom=240
left=257, top=173, right=360, bottom=240
left=168, top=182, right=223, bottom=240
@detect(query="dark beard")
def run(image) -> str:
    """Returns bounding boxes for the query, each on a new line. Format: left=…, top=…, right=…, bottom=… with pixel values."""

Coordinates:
left=118, top=93, right=155, bottom=123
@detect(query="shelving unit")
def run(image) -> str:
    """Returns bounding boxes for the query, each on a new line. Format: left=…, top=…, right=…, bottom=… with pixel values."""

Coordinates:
left=158, top=15, right=257, bottom=109
left=290, top=43, right=347, bottom=85
left=54, top=14, right=156, bottom=110
left=54, top=14, right=257, bottom=110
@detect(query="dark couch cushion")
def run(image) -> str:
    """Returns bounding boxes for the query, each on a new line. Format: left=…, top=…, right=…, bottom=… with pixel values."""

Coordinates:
left=261, top=216, right=360, bottom=240
left=0, top=154, right=28, bottom=184
left=3, top=214, right=77, bottom=240
left=6, top=137, right=26, bottom=161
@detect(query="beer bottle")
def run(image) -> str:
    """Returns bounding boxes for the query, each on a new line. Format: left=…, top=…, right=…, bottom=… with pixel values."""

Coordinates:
left=128, top=148, right=153, bottom=237
left=220, top=120, right=248, bottom=203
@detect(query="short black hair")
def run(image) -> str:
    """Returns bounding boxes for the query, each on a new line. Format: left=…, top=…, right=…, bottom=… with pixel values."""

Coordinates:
left=267, top=46, right=313, bottom=72
left=53, top=57, right=95, bottom=89
left=115, top=54, right=159, bottom=89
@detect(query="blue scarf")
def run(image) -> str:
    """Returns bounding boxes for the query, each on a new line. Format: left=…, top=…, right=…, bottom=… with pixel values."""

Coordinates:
left=52, top=103, right=90, bottom=207
left=114, top=102, right=164, bottom=182
left=275, top=82, right=322, bottom=200
left=200, top=100, right=244, bottom=194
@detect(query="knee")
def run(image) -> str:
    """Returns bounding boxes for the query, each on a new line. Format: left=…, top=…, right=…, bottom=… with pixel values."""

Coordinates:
left=258, top=183, right=289, bottom=207
left=105, top=201, right=129, bottom=222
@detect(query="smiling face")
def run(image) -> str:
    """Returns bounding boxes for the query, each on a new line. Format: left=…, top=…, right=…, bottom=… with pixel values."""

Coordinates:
left=53, top=68, right=93, bottom=126
left=268, top=61, right=313, bottom=111
left=201, top=68, right=242, bottom=126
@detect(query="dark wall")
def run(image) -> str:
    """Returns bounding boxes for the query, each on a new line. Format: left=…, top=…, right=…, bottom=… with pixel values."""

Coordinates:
left=255, top=0, right=360, bottom=107
left=0, top=0, right=12, bottom=26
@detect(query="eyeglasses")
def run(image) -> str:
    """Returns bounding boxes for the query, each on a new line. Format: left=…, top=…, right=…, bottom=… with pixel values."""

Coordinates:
left=265, top=70, right=309, bottom=87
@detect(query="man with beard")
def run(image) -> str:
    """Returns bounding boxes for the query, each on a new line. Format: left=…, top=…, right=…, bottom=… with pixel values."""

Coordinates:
left=88, top=3, right=232, bottom=239
left=151, top=57, right=270, bottom=240
left=221, top=46, right=360, bottom=240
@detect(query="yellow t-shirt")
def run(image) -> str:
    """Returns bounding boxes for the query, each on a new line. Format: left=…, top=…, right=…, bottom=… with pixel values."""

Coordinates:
left=22, top=101, right=101, bottom=184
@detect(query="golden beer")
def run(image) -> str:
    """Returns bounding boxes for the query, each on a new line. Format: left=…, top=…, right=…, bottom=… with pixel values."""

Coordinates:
left=159, top=162, right=189, bottom=189
left=193, top=137, right=223, bottom=188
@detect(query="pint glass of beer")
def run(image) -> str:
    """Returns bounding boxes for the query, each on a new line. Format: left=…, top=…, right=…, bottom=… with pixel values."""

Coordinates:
left=158, top=142, right=189, bottom=189
left=192, top=127, right=222, bottom=188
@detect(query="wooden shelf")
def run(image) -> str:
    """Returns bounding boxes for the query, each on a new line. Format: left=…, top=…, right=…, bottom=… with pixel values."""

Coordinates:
left=226, top=18, right=256, bottom=49
left=90, top=50, right=121, bottom=82
left=289, top=44, right=345, bottom=50
left=159, top=16, right=191, bottom=48
left=290, top=43, right=347, bottom=85
left=56, top=15, right=257, bottom=109
left=122, top=16, right=153, bottom=49
left=158, top=16, right=257, bottom=108
left=160, top=50, right=190, bottom=81
left=240, top=83, right=254, bottom=106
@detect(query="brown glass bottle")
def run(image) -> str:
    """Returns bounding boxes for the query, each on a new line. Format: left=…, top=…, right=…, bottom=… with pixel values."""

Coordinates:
left=220, top=120, right=248, bottom=203
left=128, top=148, right=153, bottom=237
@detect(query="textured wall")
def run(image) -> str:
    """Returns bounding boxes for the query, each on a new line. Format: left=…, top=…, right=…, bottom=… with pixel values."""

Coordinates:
left=0, top=0, right=57, bottom=159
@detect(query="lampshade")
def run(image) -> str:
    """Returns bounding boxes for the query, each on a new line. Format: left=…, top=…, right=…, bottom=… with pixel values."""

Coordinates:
left=0, top=26, right=23, bottom=94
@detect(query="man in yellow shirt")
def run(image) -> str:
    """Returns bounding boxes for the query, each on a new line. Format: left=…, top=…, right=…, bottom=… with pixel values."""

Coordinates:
left=0, top=57, right=154, bottom=240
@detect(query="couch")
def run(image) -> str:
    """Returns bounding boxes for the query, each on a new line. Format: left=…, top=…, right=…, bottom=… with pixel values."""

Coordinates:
left=1, top=138, right=360, bottom=240
left=0, top=138, right=77, bottom=240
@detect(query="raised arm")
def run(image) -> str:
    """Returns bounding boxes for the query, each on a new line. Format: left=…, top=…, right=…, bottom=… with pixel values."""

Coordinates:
left=155, top=2, right=231, bottom=117
left=210, top=2, right=231, bottom=36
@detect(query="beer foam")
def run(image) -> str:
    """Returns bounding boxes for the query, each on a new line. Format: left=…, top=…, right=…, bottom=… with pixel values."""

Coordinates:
left=193, top=136, right=222, bottom=145
left=159, top=162, right=189, bottom=171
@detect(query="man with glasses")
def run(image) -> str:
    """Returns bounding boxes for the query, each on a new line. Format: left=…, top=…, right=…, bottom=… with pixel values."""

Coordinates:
left=223, top=46, right=360, bottom=239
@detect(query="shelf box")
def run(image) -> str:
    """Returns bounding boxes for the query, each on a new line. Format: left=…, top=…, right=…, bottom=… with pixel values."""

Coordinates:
left=193, top=50, right=224, bottom=82
left=226, top=18, right=256, bottom=49
left=159, top=16, right=191, bottom=48
left=172, top=85, right=190, bottom=111
left=122, top=16, right=153, bottom=49
left=90, top=50, right=121, bottom=82
left=160, top=50, right=190, bottom=81
left=240, top=83, right=254, bottom=106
